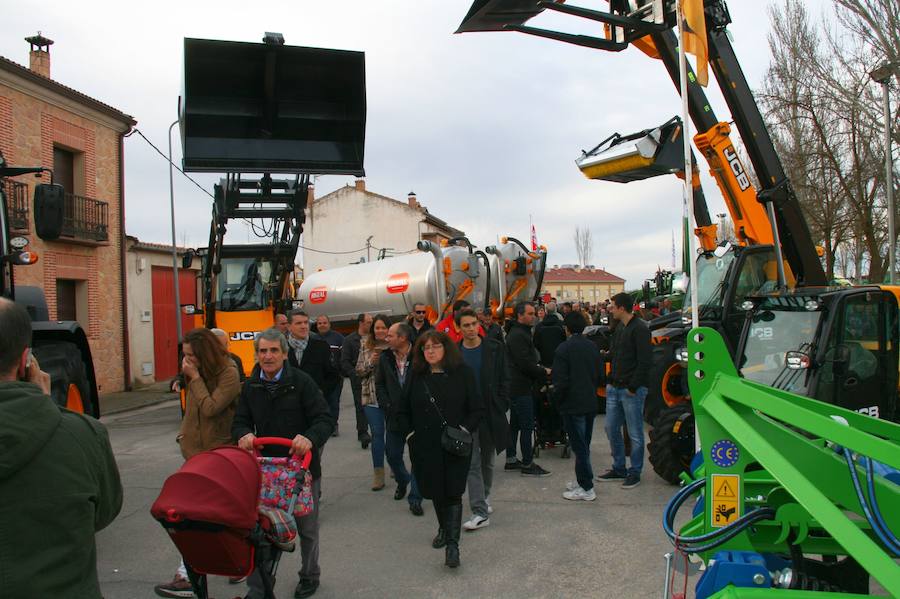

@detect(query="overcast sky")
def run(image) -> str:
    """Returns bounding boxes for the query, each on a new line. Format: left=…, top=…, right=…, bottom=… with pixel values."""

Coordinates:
left=2, top=0, right=831, bottom=287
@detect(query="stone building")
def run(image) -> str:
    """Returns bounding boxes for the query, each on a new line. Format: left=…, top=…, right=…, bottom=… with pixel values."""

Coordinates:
left=542, top=265, right=626, bottom=303
left=0, top=34, right=135, bottom=393
left=302, top=179, right=463, bottom=273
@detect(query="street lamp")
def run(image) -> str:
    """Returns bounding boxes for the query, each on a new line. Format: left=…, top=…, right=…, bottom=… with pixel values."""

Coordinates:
left=167, top=117, right=183, bottom=341
left=870, top=62, right=895, bottom=284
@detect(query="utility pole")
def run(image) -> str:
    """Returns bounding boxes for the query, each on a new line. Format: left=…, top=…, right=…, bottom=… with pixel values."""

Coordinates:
left=870, top=63, right=895, bottom=284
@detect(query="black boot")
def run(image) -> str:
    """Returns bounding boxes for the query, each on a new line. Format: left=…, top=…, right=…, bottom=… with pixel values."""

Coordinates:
left=444, top=503, right=462, bottom=568
left=432, top=501, right=446, bottom=548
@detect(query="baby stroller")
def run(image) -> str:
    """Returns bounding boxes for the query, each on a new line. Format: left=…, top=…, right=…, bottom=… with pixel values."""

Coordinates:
left=532, top=383, right=570, bottom=459
left=151, top=438, right=313, bottom=599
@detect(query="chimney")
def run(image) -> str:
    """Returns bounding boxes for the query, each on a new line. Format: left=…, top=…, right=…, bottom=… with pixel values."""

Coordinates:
left=307, top=183, right=315, bottom=204
left=408, top=191, right=418, bottom=209
left=354, top=178, right=366, bottom=192
left=25, top=33, right=53, bottom=79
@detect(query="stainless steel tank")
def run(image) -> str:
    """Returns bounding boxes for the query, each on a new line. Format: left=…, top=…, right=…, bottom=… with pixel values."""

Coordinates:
left=486, top=237, right=547, bottom=318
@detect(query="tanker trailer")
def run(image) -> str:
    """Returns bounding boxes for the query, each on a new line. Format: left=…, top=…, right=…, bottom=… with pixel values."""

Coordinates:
left=299, top=239, right=490, bottom=331
left=486, top=237, right=548, bottom=319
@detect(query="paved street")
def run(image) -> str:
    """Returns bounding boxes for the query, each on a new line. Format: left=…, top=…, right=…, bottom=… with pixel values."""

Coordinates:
left=97, top=387, right=683, bottom=599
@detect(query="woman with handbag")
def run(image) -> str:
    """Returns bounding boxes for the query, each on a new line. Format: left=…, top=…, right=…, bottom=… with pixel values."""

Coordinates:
left=397, top=330, right=484, bottom=568
left=154, top=327, right=241, bottom=598
left=356, top=313, right=392, bottom=491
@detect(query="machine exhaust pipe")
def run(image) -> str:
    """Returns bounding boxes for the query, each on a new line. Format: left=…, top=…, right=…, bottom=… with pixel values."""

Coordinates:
left=417, top=240, right=448, bottom=318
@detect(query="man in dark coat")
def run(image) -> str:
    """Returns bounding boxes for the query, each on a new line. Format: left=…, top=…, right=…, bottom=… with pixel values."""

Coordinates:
left=314, top=314, right=345, bottom=436
left=340, top=313, right=372, bottom=448
left=504, top=301, right=551, bottom=477
left=533, top=308, right=566, bottom=367
left=476, top=307, right=504, bottom=343
left=457, top=309, right=509, bottom=531
left=0, top=299, right=122, bottom=599
left=553, top=312, right=602, bottom=502
left=375, top=322, right=424, bottom=516
left=233, top=327, right=334, bottom=599
left=286, top=309, right=340, bottom=409
left=406, top=302, right=434, bottom=344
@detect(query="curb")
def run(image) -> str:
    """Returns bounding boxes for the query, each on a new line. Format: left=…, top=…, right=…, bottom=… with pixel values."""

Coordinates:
left=101, top=393, right=179, bottom=417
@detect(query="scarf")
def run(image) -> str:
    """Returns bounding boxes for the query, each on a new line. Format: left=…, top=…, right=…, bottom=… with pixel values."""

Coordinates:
left=287, top=335, right=308, bottom=366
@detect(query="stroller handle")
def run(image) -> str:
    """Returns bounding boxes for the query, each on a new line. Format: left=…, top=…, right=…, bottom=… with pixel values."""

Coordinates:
left=252, top=437, right=313, bottom=468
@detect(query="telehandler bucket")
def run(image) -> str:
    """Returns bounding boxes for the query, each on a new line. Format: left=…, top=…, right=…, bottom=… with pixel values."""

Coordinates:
left=180, top=37, right=366, bottom=175
left=455, top=0, right=546, bottom=33
left=576, top=116, right=684, bottom=183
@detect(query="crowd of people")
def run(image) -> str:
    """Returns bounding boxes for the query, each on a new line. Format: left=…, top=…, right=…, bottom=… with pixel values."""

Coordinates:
left=0, top=287, right=653, bottom=599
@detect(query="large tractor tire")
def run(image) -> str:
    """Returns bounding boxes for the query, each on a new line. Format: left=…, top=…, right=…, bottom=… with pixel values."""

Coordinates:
left=648, top=403, right=695, bottom=485
left=32, top=341, right=94, bottom=417
left=645, top=339, right=687, bottom=424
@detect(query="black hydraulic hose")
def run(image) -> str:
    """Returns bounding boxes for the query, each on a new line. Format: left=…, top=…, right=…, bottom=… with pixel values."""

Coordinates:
left=447, top=237, right=474, bottom=253
left=504, top=236, right=532, bottom=256
left=474, top=250, right=491, bottom=313
left=533, top=250, right=547, bottom=302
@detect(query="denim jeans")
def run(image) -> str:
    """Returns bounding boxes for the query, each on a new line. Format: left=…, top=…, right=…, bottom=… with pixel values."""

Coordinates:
left=326, top=378, right=343, bottom=426
left=605, top=385, right=647, bottom=476
left=563, top=412, right=595, bottom=491
left=385, top=430, right=421, bottom=504
left=506, top=394, right=535, bottom=465
left=467, top=433, right=495, bottom=517
left=363, top=405, right=386, bottom=469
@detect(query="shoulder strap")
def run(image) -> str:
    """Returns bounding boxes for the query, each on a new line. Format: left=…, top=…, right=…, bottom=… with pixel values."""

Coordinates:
left=421, top=379, right=448, bottom=427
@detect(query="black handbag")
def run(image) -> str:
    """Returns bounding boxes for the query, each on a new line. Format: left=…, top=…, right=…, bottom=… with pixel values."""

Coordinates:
left=423, top=380, right=473, bottom=457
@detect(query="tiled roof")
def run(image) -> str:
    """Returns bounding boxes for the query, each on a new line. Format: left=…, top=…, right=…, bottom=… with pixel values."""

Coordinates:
left=126, top=236, right=190, bottom=254
left=543, top=267, right=625, bottom=283
left=0, top=55, right=136, bottom=126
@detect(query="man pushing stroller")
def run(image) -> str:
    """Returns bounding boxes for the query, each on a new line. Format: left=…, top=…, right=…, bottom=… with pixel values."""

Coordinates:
left=233, top=327, right=335, bottom=599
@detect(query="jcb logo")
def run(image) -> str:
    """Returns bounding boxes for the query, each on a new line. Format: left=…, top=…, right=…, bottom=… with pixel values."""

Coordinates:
left=230, top=331, right=260, bottom=342
left=723, top=146, right=751, bottom=191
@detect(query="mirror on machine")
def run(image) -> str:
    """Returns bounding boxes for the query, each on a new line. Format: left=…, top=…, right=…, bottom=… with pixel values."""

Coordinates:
left=182, top=250, right=195, bottom=269
left=33, top=183, right=65, bottom=241
left=785, top=350, right=811, bottom=370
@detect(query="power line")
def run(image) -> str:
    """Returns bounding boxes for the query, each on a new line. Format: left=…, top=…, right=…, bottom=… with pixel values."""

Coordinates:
left=126, top=128, right=215, bottom=200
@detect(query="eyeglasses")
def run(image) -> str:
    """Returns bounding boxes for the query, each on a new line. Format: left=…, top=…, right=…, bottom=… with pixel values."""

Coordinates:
left=422, top=344, right=443, bottom=352
left=415, top=310, right=426, bottom=314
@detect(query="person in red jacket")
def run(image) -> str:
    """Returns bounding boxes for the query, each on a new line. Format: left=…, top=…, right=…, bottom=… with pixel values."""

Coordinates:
left=435, top=300, right=484, bottom=343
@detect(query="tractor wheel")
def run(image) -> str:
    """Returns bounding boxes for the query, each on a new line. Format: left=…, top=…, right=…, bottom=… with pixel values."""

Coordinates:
left=648, top=403, right=695, bottom=485
left=645, top=339, right=687, bottom=424
left=32, top=341, right=94, bottom=417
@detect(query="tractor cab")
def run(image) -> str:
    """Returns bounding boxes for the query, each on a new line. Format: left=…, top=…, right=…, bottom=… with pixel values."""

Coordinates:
left=737, top=287, right=899, bottom=421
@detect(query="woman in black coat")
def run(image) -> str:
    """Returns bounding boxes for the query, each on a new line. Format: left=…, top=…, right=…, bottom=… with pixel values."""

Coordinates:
left=397, top=330, right=484, bottom=568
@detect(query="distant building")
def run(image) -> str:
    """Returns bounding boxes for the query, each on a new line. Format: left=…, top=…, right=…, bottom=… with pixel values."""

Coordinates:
left=1, top=34, right=135, bottom=393
left=542, top=265, right=626, bottom=303
left=302, top=179, right=463, bottom=273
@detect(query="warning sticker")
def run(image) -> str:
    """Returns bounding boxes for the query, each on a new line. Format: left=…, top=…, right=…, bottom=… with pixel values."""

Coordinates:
left=710, top=473, right=740, bottom=528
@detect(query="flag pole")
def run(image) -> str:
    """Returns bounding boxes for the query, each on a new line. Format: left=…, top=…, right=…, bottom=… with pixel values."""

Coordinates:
left=677, top=0, right=699, bottom=332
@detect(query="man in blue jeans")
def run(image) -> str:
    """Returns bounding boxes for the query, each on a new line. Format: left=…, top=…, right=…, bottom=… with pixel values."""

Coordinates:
left=553, top=311, right=602, bottom=501
left=376, top=322, right=424, bottom=515
left=598, top=292, right=652, bottom=489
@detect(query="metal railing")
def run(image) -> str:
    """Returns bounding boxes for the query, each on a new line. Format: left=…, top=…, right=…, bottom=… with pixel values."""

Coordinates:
left=4, top=179, right=29, bottom=233
left=62, top=193, right=108, bottom=242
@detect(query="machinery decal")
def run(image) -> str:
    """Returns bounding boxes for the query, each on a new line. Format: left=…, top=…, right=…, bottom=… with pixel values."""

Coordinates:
left=710, top=439, right=740, bottom=468
left=722, top=145, right=751, bottom=191
left=710, top=473, right=740, bottom=528
left=386, top=273, right=410, bottom=294
left=229, top=331, right=261, bottom=342
left=308, top=286, right=328, bottom=304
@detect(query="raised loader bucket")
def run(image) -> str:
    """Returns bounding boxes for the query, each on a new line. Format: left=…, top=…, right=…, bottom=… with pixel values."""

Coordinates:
left=181, top=37, right=366, bottom=175
left=455, top=0, right=547, bottom=33
left=576, top=116, right=684, bottom=183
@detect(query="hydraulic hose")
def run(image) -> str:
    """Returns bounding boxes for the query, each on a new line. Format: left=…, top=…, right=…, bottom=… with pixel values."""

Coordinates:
left=843, top=448, right=900, bottom=557
left=864, top=456, right=900, bottom=554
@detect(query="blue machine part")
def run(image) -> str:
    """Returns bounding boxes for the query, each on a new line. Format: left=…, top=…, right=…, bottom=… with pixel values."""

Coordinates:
left=710, top=439, right=740, bottom=468
left=696, top=551, right=772, bottom=599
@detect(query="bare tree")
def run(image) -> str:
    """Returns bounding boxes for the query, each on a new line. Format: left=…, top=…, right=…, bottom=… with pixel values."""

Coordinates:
left=573, top=226, right=594, bottom=267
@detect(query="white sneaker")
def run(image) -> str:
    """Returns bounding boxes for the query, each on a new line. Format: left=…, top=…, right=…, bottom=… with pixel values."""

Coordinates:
left=463, top=515, right=491, bottom=531
left=563, top=487, right=597, bottom=501
left=485, top=497, right=494, bottom=514
left=565, top=480, right=579, bottom=491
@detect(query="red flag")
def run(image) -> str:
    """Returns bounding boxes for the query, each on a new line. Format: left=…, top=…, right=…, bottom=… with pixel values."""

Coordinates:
left=531, top=224, right=538, bottom=250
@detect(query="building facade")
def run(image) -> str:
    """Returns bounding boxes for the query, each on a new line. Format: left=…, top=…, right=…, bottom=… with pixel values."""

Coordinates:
left=542, top=265, right=626, bottom=303
left=125, top=237, right=200, bottom=388
left=302, top=179, right=463, bottom=273
left=1, top=35, right=135, bottom=393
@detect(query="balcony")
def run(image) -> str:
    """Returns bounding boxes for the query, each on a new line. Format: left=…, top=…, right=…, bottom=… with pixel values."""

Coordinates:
left=62, top=193, right=108, bottom=243
left=4, top=179, right=30, bottom=234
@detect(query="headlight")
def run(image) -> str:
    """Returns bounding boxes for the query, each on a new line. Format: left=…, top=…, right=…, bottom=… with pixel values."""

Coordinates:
left=741, top=300, right=755, bottom=311
left=674, top=346, right=689, bottom=364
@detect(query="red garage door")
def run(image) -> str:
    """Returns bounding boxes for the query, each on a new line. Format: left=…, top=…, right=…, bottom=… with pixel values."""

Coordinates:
left=152, top=266, right=197, bottom=381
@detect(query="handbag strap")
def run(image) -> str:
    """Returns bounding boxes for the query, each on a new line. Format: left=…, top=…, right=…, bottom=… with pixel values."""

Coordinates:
left=421, top=379, right=448, bottom=427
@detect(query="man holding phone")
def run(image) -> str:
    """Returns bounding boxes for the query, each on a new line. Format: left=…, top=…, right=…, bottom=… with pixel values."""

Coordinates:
left=0, top=298, right=122, bottom=597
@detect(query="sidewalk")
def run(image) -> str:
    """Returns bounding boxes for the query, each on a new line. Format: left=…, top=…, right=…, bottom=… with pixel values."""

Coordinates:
left=100, top=381, right=178, bottom=417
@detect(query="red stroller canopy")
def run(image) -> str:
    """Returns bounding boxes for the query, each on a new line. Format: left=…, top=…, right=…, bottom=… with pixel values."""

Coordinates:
left=151, top=446, right=261, bottom=530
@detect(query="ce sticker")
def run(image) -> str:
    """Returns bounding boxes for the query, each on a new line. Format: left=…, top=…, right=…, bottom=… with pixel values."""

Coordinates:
left=710, top=439, right=740, bottom=468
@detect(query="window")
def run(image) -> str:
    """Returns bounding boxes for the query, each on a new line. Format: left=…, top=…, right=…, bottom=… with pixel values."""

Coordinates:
left=53, top=147, right=75, bottom=194
left=56, top=279, right=77, bottom=321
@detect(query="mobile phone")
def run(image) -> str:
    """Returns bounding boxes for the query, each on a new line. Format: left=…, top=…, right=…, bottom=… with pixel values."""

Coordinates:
left=26, top=349, right=33, bottom=369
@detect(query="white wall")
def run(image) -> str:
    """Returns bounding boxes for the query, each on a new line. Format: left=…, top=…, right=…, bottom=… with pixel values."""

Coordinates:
left=303, top=186, right=425, bottom=274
